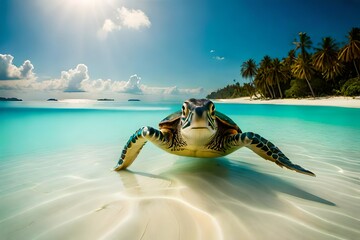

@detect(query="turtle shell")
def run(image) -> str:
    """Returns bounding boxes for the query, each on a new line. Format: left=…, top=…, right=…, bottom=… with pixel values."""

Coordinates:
left=215, top=111, right=241, bottom=133
left=159, top=110, right=182, bottom=129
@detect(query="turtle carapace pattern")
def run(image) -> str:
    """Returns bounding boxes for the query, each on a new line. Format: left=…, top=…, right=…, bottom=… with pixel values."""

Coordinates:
left=114, top=98, right=315, bottom=176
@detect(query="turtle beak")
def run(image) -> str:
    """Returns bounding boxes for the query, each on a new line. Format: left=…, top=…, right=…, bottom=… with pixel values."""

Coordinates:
left=189, top=107, right=211, bottom=129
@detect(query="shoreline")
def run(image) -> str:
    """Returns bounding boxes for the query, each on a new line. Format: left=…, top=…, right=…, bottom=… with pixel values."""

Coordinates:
left=214, top=96, right=360, bottom=108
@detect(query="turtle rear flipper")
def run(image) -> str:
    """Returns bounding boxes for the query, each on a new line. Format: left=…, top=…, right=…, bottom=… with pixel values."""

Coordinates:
left=234, top=132, right=315, bottom=177
left=114, top=126, right=167, bottom=171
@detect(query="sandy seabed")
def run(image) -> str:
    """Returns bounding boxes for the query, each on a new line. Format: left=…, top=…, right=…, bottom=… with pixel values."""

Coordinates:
left=0, top=99, right=360, bottom=239
left=0, top=141, right=359, bottom=240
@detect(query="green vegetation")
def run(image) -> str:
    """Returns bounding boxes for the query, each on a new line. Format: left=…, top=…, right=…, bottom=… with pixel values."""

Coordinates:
left=0, top=97, right=22, bottom=101
left=207, top=27, right=360, bottom=99
left=207, top=82, right=254, bottom=99
left=341, top=78, right=360, bottom=96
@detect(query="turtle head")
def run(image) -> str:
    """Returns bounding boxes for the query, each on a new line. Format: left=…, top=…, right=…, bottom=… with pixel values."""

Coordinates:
left=180, top=98, right=217, bottom=144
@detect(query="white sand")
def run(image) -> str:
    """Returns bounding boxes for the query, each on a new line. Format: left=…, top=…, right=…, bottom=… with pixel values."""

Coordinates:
left=215, top=96, right=360, bottom=108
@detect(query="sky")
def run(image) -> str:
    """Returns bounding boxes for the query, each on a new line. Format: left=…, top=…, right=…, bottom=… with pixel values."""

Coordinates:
left=0, top=0, right=359, bottom=100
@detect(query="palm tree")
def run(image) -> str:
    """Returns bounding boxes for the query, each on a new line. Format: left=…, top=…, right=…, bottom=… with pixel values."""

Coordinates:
left=312, top=37, right=342, bottom=81
left=241, top=59, right=257, bottom=82
left=292, top=32, right=316, bottom=98
left=259, top=55, right=275, bottom=98
left=241, top=59, right=257, bottom=98
left=268, top=58, right=287, bottom=98
left=282, top=49, right=296, bottom=83
left=283, top=49, right=296, bottom=68
left=338, top=27, right=360, bottom=78
left=292, top=54, right=316, bottom=98
left=293, top=32, right=313, bottom=60
left=254, top=68, right=268, bottom=98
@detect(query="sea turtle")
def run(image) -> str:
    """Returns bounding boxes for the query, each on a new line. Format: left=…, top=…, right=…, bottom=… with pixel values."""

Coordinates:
left=114, top=98, right=315, bottom=176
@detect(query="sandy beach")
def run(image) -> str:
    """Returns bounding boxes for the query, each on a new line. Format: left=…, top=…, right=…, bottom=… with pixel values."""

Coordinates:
left=215, top=96, right=360, bottom=108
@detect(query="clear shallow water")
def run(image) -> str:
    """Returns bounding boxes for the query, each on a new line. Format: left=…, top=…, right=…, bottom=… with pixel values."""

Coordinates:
left=0, top=101, right=359, bottom=239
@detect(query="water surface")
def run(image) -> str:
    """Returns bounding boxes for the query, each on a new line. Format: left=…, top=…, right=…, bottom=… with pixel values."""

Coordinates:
left=0, top=101, right=359, bottom=239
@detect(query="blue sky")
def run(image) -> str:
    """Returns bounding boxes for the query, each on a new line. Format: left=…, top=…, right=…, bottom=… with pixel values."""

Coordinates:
left=0, top=0, right=359, bottom=100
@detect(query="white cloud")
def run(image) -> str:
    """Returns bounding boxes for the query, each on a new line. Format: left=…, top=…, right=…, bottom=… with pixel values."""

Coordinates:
left=0, top=54, right=35, bottom=80
left=32, top=68, right=202, bottom=96
left=27, top=64, right=89, bottom=92
left=20, top=60, right=35, bottom=79
left=63, top=64, right=89, bottom=92
left=122, top=74, right=142, bottom=94
left=98, top=6, right=151, bottom=39
left=179, top=87, right=204, bottom=95
left=103, top=19, right=118, bottom=32
left=33, top=78, right=68, bottom=91
left=81, top=74, right=142, bottom=94
left=209, top=50, right=225, bottom=61
left=117, top=7, right=151, bottom=30
left=0, top=62, right=203, bottom=97
left=213, top=56, right=225, bottom=61
left=79, top=72, right=203, bottom=96
left=97, top=19, right=120, bottom=39
left=31, top=69, right=139, bottom=93
left=140, top=85, right=204, bottom=96
left=80, top=78, right=112, bottom=92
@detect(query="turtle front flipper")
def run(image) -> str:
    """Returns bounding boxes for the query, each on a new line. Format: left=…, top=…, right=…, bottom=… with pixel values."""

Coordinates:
left=233, top=132, right=315, bottom=176
left=114, top=126, right=168, bottom=171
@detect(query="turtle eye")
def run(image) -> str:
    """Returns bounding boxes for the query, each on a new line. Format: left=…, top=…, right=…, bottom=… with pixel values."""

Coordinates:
left=182, top=104, right=188, bottom=116
left=210, top=104, right=215, bottom=116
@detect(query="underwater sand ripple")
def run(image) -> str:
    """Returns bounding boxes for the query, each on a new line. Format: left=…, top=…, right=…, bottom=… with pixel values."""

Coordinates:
left=0, top=143, right=359, bottom=239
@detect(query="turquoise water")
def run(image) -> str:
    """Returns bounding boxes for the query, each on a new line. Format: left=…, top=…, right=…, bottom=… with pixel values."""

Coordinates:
left=0, top=101, right=174, bottom=157
left=0, top=101, right=359, bottom=239
left=1, top=101, right=359, bottom=158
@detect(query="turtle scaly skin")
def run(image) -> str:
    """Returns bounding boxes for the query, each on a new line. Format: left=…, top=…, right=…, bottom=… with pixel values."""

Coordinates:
left=114, top=99, right=315, bottom=177
left=117, top=126, right=167, bottom=169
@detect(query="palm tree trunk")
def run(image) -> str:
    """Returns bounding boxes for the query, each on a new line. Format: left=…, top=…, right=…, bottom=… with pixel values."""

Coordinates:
left=276, top=79, right=283, bottom=98
left=354, top=60, right=360, bottom=78
left=266, top=83, right=273, bottom=99
left=271, top=85, right=276, bottom=98
left=304, top=76, right=316, bottom=98
left=258, top=86, right=265, bottom=99
left=250, top=77, right=257, bottom=99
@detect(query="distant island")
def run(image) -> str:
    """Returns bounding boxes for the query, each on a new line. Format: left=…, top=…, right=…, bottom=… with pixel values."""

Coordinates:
left=0, top=97, right=22, bottom=101
left=47, top=98, right=58, bottom=101
left=208, top=27, right=360, bottom=99
left=97, top=98, right=114, bottom=101
left=128, top=99, right=140, bottom=101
